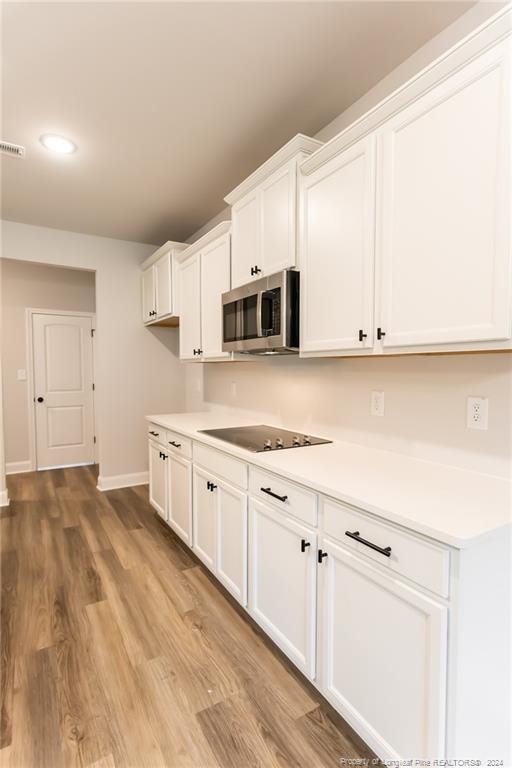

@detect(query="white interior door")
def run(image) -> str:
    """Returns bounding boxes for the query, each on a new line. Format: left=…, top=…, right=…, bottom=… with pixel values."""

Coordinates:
left=32, top=312, right=95, bottom=470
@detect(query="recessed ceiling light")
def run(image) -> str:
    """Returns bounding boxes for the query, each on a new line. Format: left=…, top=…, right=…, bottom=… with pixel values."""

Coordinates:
left=39, top=134, right=77, bottom=154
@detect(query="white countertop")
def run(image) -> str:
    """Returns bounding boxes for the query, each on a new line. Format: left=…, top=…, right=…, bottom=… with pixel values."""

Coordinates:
left=147, top=412, right=511, bottom=549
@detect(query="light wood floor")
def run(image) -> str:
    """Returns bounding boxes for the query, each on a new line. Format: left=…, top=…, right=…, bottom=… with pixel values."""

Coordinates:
left=1, top=466, right=375, bottom=768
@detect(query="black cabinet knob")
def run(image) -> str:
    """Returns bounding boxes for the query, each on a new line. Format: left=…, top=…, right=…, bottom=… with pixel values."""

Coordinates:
left=377, top=328, right=386, bottom=340
left=250, top=265, right=262, bottom=276
left=318, top=549, right=328, bottom=563
left=36, top=396, right=44, bottom=403
left=358, top=330, right=367, bottom=342
left=301, top=539, right=311, bottom=553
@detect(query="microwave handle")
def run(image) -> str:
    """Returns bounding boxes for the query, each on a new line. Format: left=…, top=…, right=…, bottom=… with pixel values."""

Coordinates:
left=256, top=291, right=264, bottom=338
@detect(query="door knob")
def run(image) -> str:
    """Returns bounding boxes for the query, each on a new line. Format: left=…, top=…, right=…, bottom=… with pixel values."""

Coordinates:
left=36, top=396, right=44, bottom=403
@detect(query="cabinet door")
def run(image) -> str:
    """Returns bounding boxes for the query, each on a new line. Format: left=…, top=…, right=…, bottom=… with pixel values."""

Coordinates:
left=231, top=191, right=260, bottom=289
left=201, top=235, right=231, bottom=360
left=260, top=161, right=297, bottom=275
left=142, top=266, right=155, bottom=323
left=167, top=454, right=192, bottom=544
left=192, top=466, right=216, bottom=570
left=318, top=538, right=447, bottom=760
left=216, top=481, right=247, bottom=606
left=249, top=499, right=317, bottom=677
left=155, top=251, right=173, bottom=318
left=300, top=136, right=376, bottom=354
left=178, top=252, right=201, bottom=360
left=378, top=40, right=511, bottom=348
left=148, top=441, right=167, bottom=519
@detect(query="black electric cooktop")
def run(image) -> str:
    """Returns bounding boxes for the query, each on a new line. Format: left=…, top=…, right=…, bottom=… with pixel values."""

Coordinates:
left=198, top=425, right=332, bottom=453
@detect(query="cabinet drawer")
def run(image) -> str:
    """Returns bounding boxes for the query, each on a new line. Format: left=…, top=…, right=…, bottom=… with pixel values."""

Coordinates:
left=147, top=422, right=166, bottom=446
left=250, top=468, right=317, bottom=528
left=194, top=442, right=248, bottom=489
left=322, top=497, right=450, bottom=598
left=165, top=430, right=192, bottom=459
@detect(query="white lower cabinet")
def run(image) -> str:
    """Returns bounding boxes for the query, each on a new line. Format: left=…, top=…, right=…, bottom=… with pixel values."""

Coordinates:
left=318, top=537, right=447, bottom=760
left=167, top=453, right=192, bottom=545
left=192, top=466, right=248, bottom=605
left=147, top=434, right=467, bottom=762
left=192, top=466, right=217, bottom=569
left=248, top=498, right=317, bottom=678
left=148, top=441, right=167, bottom=519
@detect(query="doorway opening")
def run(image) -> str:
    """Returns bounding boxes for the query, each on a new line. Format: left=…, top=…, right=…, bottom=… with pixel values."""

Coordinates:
left=1, top=259, right=97, bottom=474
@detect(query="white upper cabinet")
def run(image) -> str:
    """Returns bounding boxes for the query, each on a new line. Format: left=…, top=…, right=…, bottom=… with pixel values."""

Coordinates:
left=178, top=250, right=202, bottom=360
left=300, top=135, right=376, bottom=354
left=225, top=134, right=323, bottom=289
left=140, top=241, right=187, bottom=326
left=142, top=265, right=156, bottom=324
left=200, top=232, right=231, bottom=360
left=177, top=222, right=232, bottom=362
left=155, top=251, right=173, bottom=318
left=231, top=191, right=259, bottom=290
left=260, top=162, right=297, bottom=276
left=377, top=40, right=511, bottom=349
left=299, top=33, right=511, bottom=356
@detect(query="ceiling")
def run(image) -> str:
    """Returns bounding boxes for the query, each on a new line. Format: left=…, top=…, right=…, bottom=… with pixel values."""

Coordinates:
left=2, top=1, right=480, bottom=246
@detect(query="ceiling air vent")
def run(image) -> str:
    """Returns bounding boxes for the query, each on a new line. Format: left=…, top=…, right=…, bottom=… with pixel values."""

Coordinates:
left=0, top=141, right=26, bottom=159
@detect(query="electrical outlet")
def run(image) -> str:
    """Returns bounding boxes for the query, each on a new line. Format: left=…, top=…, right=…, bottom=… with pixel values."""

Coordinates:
left=371, top=390, right=385, bottom=417
left=467, top=396, right=488, bottom=430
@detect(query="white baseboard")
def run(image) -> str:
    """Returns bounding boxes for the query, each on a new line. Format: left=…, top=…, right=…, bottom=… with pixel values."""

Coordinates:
left=96, top=471, right=149, bottom=492
left=0, top=489, right=9, bottom=507
left=6, top=460, right=32, bottom=475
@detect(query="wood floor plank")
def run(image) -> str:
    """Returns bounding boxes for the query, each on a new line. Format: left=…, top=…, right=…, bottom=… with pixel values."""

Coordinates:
left=1, top=467, right=374, bottom=768
left=197, top=694, right=281, bottom=768
left=0, top=551, right=18, bottom=749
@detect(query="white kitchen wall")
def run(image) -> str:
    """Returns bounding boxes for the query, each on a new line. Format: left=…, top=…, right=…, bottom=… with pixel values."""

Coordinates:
left=184, top=3, right=512, bottom=480
left=186, top=354, right=512, bottom=478
left=1, top=220, right=186, bottom=486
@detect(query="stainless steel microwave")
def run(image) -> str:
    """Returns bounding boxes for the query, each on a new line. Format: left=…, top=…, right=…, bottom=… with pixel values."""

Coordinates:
left=222, top=270, right=299, bottom=354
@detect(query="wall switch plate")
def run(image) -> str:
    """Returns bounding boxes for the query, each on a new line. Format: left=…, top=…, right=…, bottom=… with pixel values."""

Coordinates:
left=371, top=390, right=385, bottom=417
left=16, top=369, right=27, bottom=381
left=467, top=396, right=488, bottom=430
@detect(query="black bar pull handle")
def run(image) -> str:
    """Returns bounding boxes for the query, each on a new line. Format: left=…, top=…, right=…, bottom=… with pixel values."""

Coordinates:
left=345, top=530, right=391, bottom=558
left=161, top=453, right=168, bottom=461
left=149, top=430, right=159, bottom=436
left=169, top=440, right=181, bottom=448
left=260, top=487, right=288, bottom=503
left=318, top=549, right=328, bottom=563
left=358, top=330, right=367, bottom=342
left=207, top=480, right=217, bottom=492
left=377, top=328, right=386, bottom=341
left=301, top=539, right=311, bottom=553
